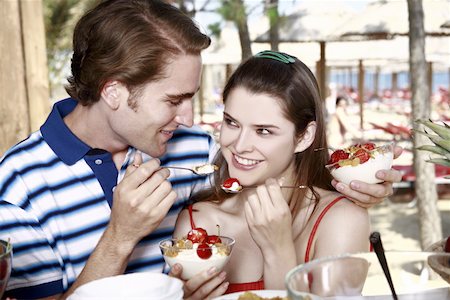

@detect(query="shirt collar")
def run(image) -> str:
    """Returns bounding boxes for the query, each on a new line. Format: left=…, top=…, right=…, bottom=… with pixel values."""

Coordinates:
left=41, top=98, right=91, bottom=165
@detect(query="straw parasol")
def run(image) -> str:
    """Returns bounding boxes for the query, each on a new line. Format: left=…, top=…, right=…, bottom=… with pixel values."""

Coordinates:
left=253, top=2, right=357, bottom=99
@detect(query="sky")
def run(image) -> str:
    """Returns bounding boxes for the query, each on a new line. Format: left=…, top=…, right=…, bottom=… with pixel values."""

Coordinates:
left=193, top=0, right=375, bottom=33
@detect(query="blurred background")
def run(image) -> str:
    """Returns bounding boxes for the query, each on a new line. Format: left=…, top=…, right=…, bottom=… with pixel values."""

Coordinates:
left=1, top=0, right=449, bottom=251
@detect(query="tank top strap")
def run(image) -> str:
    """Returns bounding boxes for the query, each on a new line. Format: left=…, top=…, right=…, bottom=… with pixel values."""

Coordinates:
left=188, top=204, right=196, bottom=229
left=304, top=195, right=347, bottom=263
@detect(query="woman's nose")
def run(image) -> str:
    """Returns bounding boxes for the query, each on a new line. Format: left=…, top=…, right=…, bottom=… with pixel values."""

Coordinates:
left=234, top=129, right=254, bottom=153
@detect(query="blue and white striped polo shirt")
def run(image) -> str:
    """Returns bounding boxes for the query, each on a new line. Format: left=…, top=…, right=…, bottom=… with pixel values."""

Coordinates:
left=0, top=98, right=218, bottom=298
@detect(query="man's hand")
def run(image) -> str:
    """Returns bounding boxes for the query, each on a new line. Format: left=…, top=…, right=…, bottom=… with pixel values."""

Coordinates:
left=107, top=153, right=177, bottom=248
left=332, top=145, right=403, bottom=208
left=169, top=264, right=228, bottom=299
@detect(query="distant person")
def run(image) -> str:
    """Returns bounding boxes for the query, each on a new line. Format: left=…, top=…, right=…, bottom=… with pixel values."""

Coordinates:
left=327, top=96, right=361, bottom=148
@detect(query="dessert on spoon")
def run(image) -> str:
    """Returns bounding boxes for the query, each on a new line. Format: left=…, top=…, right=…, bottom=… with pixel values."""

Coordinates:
left=164, top=163, right=218, bottom=176
left=221, top=178, right=306, bottom=194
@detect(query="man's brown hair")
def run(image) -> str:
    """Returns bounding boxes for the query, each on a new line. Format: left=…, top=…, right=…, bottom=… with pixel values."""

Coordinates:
left=65, top=0, right=211, bottom=105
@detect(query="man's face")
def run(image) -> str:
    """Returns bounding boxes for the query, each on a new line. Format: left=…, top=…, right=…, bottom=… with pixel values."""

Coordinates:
left=110, top=54, right=202, bottom=157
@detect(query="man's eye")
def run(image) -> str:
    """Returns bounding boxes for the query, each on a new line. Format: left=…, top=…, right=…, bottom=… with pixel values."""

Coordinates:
left=169, top=100, right=183, bottom=106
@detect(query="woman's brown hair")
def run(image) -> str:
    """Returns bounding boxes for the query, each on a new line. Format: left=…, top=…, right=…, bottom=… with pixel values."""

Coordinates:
left=192, top=52, right=334, bottom=218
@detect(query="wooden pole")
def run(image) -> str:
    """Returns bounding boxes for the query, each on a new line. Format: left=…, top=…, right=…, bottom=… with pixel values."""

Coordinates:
left=20, top=0, right=50, bottom=131
left=319, top=41, right=326, bottom=100
left=0, top=0, right=30, bottom=154
left=358, top=60, right=365, bottom=131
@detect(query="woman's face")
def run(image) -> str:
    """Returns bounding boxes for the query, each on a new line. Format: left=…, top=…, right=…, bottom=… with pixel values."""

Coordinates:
left=220, top=87, right=299, bottom=186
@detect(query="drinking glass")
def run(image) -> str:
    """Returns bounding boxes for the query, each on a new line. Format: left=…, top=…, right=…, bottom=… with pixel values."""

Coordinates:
left=285, top=251, right=450, bottom=300
left=0, top=239, right=12, bottom=299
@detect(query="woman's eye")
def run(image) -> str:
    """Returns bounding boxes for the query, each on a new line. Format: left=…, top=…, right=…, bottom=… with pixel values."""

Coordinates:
left=257, top=128, right=271, bottom=135
left=224, top=117, right=238, bottom=127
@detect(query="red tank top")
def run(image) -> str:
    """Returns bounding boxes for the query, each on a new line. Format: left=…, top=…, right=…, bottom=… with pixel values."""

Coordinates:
left=187, top=196, right=346, bottom=294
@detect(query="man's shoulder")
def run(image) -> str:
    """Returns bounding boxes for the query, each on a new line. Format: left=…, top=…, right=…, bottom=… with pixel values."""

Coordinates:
left=1, top=131, right=46, bottom=166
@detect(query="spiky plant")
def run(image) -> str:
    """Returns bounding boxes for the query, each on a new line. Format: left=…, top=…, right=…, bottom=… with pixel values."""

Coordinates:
left=415, top=119, right=450, bottom=170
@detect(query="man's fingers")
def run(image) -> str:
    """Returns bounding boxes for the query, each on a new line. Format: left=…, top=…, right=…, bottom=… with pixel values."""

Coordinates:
left=376, top=169, right=403, bottom=183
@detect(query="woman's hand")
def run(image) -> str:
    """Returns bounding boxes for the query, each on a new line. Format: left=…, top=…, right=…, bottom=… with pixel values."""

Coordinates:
left=169, top=264, right=228, bottom=299
left=244, top=178, right=293, bottom=252
left=332, top=145, right=404, bottom=208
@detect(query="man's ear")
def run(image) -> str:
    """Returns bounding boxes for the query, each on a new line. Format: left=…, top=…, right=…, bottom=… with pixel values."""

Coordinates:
left=294, top=121, right=317, bottom=153
left=100, top=81, right=125, bottom=110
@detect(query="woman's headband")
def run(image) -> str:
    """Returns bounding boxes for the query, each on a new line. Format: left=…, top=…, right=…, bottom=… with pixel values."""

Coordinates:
left=254, top=50, right=296, bottom=64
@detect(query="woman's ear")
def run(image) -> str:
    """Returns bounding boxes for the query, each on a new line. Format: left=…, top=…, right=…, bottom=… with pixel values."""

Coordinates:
left=100, top=81, right=126, bottom=110
left=294, top=121, right=317, bottom=153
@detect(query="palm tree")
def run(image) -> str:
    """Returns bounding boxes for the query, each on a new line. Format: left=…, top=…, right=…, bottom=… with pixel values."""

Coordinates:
left=407, top=0, right=442, bottom=249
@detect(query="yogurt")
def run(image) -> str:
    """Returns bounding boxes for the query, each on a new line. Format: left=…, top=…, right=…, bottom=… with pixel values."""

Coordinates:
left=327, top=143, right=394, bottom=185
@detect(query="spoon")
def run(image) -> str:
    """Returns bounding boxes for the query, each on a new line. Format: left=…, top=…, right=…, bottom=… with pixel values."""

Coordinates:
left=221, top=178, right=306, bottom=194
left=164, top=164, right=218, bottom=176
left=370, top=231, right=398, bottom=300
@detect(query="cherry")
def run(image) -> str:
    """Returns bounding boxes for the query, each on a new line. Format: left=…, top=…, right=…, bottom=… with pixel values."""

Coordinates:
left=187, top=227, right=208, bottom=243
left=353, top=149, right=370, bottom=164
left=222, top=178, right=240, bottom=188
left=207, top=235, right=221, bottom=244
left=196, top=243, right=212, bottom=259
left=207, top=224, right=222, bottom=244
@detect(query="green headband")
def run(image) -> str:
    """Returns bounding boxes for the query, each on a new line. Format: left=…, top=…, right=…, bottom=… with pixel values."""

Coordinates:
left=254, top=50, right=295, bottom=64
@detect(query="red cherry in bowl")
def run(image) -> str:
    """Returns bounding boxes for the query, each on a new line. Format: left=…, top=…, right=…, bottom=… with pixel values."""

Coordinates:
left=187, top=228, right=208, bottom=243
left=207, top=235, right=222, bottom=244
left=196, top=243, right=212, bottom=259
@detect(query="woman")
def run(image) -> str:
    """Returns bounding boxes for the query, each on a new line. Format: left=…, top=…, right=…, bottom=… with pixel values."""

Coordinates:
left=173, top=51, right=370, bottom=293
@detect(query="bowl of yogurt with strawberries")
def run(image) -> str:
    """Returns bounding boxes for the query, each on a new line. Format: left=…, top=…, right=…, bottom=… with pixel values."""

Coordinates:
left=160, top=228, right=235, bottom=280
left=325, top=142, right=394, bottom=185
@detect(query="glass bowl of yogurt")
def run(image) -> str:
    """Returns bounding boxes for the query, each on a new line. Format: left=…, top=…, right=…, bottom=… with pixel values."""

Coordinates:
left=325, top=142, right=394, bottom=185
left=160, top=236, right=235, bottom=280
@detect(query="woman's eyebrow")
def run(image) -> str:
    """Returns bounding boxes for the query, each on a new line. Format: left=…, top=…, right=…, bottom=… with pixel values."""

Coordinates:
left=223, top=112, right=279, bottom=129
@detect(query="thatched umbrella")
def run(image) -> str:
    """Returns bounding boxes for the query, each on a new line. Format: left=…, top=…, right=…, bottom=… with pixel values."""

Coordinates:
left=253, top=2, right=357, bottom=99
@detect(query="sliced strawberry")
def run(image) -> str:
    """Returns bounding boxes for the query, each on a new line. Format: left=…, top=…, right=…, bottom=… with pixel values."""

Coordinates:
left=363, top=142, right=376, bottom=151
left=187, top=227, right=208, bottom=243
left=196, top=243, right=212, bottom=259
left=353, top=149, right=370, bottom=164
left=222, top=178, right=240, bottom=188
left=328, top=149, right=350, bottom=165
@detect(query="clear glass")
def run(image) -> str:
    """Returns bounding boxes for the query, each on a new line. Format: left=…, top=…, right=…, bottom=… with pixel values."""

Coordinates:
left=285, top=251, right=450, bottom=300
left=160, top=236, right=235, bottom=280
left=0, top=239, right=12, bottom=299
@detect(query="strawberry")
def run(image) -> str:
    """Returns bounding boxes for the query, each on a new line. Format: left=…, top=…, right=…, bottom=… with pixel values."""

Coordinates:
left=328, top=149, right=349, bottom=165
left=196, top=243, right=212, bottom=259
left=445, top=236, right=450, bottom=253
left=363, top=142, right=376, bottom=151
left=353, top=149, right=370, bottom=164
left=222, top=178, right=240, bottom=188
left=187, top=227, right=208, bottom=243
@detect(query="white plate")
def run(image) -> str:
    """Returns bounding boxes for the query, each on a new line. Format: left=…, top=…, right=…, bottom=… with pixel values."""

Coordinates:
left=213, top=290, right=287, bottom=300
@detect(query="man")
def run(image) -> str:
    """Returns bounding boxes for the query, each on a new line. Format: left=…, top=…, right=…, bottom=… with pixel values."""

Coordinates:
left=0, top=0, right=402, bottom=298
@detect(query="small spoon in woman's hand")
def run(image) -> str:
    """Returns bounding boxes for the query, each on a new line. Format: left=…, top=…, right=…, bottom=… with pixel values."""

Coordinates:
left=221, top=178, right=306, bottom=194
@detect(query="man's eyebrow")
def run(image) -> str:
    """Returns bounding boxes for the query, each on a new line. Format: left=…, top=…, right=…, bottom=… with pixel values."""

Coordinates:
left=165, top=87, right=200, bottom=101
